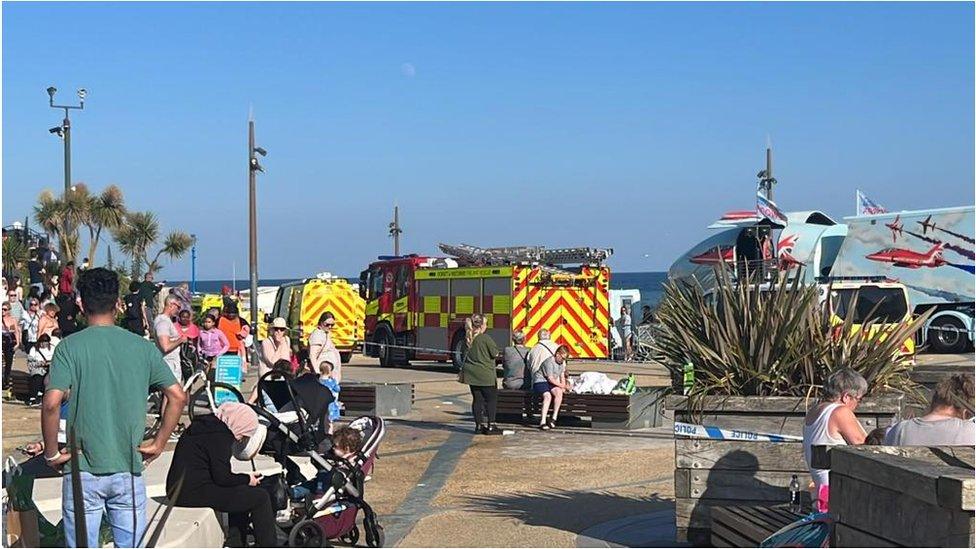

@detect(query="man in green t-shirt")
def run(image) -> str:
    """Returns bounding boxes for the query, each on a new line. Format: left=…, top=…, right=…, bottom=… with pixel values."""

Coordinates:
left=41, top=268, right=187, bottom=548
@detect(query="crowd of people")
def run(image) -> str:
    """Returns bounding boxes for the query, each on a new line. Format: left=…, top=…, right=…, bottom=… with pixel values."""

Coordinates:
left=2, top=260, right=353, bottom=547
left=802, top=368, right=975, bottom=513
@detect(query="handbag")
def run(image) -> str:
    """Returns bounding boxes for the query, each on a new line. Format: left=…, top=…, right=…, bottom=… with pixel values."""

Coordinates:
left=258, top=474, right=289, bottom=511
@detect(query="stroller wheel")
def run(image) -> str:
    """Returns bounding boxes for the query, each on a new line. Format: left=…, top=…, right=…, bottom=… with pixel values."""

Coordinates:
left=289, top=519, right=327, bottom=548
left=340, top=526, right=360, bottom=546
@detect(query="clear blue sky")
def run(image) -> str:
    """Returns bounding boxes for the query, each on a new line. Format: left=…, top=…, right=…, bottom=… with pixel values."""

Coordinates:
left=3, top=2, right=973, bottom=279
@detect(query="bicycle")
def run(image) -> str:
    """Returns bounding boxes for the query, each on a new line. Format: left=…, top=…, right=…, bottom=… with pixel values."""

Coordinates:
left=144, top=346, right=245, bottom=440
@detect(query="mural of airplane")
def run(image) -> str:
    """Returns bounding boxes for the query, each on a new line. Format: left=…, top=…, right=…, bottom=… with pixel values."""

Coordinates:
left=884, top=215, right=904, bottom=242
left=917, top=215, right=937, bottom=235
left=690, top=246, right=735, bottom=264
left=865, top=243, right=946, bottom=269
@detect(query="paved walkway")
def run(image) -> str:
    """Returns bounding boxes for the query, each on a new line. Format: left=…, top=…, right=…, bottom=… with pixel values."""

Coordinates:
left=5, top=351, right=971, bottom=546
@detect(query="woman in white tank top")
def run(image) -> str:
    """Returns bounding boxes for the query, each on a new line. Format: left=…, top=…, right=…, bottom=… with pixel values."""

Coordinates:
left=802, top=368, right=869, bottom=512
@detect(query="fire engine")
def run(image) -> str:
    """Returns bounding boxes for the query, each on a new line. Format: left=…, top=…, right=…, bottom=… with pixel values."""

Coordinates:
left=360, top=244, right=613, bottom=369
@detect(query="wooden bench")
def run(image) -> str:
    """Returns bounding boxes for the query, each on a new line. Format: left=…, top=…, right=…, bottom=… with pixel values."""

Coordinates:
left=710, top=504, right=804, bottom=547
left=9, top=370, right=31, bottom=402
left=495, top=388, right=664, bottom=430
left=340, top=383, right=414, bottom=418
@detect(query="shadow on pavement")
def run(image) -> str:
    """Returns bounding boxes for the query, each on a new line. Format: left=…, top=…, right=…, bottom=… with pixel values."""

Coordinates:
left=460, top=488, right=673, bottom=541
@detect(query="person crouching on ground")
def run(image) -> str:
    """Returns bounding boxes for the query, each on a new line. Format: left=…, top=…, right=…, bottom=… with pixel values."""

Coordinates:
left=460, top=314, right=502, bottom=435
left=884, top=374, right=974, bottom=446
left=167, top=402, right=274, bottom=548
left=318, top=360, right=342, bottom=434
left=802, top=368, right=867, bottom=513
left=533, top=345, right=572, bottom=430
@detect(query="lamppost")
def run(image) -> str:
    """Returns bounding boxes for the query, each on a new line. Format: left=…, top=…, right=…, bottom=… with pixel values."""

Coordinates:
left=190, top=234, right=197, bottom=294
left=248, top=116, right=267, bottom=365
left=47, top=86, right=86, bottom=262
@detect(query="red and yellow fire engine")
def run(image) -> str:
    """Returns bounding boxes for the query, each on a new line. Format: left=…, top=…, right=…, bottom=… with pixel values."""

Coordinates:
left=360, top=244, right=612, bottom=368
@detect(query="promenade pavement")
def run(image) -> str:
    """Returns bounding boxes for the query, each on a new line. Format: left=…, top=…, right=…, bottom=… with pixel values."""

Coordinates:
left=3, top=350, right=972, bottom=547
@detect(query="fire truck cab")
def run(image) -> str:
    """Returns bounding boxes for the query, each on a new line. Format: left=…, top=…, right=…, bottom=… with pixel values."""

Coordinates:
left=361, top=246, right=612, bottom=369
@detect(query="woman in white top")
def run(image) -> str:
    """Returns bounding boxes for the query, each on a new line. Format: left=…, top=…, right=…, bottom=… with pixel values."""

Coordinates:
left=802, top=368, right=867, bottom=512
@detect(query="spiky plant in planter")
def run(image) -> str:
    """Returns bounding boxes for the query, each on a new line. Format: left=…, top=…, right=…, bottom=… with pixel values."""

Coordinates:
left=652, top=266, right=929, bottom=402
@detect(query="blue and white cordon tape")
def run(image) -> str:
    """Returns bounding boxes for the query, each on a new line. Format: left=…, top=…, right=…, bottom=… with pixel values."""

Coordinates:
left=674, top=421, right=802, bottom=443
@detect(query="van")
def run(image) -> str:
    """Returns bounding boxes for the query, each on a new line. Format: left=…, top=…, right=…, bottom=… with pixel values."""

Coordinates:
left=820, top=280, right=916, bottom=359
left=271, top=274, right=365, bottom=363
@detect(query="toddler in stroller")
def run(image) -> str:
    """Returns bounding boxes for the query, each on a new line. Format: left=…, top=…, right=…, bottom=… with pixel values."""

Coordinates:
left=251, top=370, right=387, bottom=547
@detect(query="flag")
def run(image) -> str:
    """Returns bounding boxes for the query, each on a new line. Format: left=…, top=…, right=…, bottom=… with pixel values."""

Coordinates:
left=756, top=191, right=787, bottom=224
left=857, top=190, right=888, bottom=215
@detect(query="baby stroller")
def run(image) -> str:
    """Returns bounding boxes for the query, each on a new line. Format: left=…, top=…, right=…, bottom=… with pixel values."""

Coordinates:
left=252, top=371, right=387, bottom=547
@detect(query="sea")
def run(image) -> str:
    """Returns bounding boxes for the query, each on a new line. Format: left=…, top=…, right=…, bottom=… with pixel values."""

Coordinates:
left=175, top=271, right=669, bottom=307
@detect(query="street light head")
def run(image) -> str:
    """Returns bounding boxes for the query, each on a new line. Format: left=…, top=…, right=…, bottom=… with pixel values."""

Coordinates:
left=254, top=146, right=267, bottom=157
left=77, top=88, right=87, bottom=101
left=47, top=87, right=57, bottom=100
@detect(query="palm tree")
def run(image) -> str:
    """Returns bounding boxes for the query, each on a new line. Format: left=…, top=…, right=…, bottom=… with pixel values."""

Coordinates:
left=82, top=184, right=127, bottom=264
left=2, top=237, right=29, bottom=279
left=148, top=231, right=193, bottom=273
left=113, top=211, right=192, bottom=277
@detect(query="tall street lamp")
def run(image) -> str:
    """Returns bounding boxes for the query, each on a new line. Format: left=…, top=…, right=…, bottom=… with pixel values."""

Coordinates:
left=190, top=234, right=198, bottom=294
left=48, top=86, right=86, bottom=262
left=248, top=115, right=267, bottom=365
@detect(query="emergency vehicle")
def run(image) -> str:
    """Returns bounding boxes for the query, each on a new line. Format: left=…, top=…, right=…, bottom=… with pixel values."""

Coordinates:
left=360, top=244, right=613, bottom=369
left=270, top=274, right=366, bottom=363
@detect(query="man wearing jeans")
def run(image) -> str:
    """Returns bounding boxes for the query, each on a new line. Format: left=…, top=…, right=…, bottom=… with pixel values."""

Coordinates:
left=41, top=268, right=187, bottom=547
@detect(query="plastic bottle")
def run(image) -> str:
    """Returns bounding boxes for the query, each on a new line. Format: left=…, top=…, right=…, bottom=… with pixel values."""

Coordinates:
left=789, top=474, right=801, bottom=513
left=682, top=362, right=694, bottom=395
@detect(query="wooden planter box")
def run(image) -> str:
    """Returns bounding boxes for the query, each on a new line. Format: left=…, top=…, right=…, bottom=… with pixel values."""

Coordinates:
left=666, top=394, right=906, bottom=546
left=814, top=445, right=975, bottom=547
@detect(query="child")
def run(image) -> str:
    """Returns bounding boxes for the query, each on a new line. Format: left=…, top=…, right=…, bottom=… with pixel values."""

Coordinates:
left=318, top=360, right=341, bottom=433
left=291, top=426, right=363, bottom=501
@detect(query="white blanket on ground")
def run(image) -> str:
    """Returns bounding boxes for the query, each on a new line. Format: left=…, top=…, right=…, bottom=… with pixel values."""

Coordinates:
left=571, top=372, right=618, bottom=395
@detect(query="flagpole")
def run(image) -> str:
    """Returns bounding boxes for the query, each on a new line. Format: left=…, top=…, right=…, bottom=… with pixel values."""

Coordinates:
left=855, top=189, right=860, bottom=216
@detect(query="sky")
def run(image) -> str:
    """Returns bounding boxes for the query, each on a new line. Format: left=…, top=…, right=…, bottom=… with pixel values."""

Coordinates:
left=3, top=2, right=973, bottom=280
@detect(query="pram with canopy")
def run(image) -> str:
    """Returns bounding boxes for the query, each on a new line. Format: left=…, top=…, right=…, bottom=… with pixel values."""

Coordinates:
left=252, top=371, right=386, bottom=547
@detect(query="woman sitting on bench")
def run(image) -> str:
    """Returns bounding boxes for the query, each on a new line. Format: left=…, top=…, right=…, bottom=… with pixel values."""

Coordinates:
left=532, top=345, right=572, bottom=430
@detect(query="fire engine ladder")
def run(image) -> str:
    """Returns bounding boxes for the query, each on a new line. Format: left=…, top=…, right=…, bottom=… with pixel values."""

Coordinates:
left=437, top=243, right=612, bottom=267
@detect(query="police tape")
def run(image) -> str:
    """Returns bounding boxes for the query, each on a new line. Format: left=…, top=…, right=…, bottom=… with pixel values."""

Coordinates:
left=673, top=421, right=803, bottom=443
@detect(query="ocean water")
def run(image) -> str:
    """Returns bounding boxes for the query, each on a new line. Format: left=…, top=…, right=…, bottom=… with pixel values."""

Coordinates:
left=178, top=271, right=669, bottom=306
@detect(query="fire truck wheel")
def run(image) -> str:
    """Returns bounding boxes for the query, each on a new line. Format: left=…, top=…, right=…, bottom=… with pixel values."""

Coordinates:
left=375, top=325, right=396, bottom=368
left=450, top=332, right=465, bottom=372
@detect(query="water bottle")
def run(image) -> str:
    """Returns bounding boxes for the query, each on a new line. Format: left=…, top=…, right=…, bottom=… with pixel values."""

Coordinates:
left=682, top=362, right=694, bottom=395
left=788, top=474, right=801, bottom=513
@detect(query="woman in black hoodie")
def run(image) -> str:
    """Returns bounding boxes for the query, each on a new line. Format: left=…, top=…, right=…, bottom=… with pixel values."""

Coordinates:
left=166, top=403, right=276, bottom=547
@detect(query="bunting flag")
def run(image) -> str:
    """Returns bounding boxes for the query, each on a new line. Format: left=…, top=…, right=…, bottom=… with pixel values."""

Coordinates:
left=756, top=190, right=788, bottom=224
left=857, top=190, right=888, bottom=215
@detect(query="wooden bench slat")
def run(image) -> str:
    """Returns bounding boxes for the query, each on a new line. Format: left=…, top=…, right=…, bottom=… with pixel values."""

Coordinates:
left=723, top=506, right=783, bottom=537
left=712, top=507, right=776, bottom=544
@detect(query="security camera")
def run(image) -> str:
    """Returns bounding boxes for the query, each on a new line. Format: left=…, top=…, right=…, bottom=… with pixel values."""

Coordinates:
left=254, top=146, right=267, bottom=157
left=49, top=126, right=64, bottom=138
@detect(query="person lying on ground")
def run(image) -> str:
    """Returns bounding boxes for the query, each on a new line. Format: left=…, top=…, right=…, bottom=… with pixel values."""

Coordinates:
left=802, top=368, right=868, bottom=513
left=533, top=345, right=572, bottom=430
left=166, top=402, right=274, bottom=548
left=884, top=374, right=975, bottom=446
